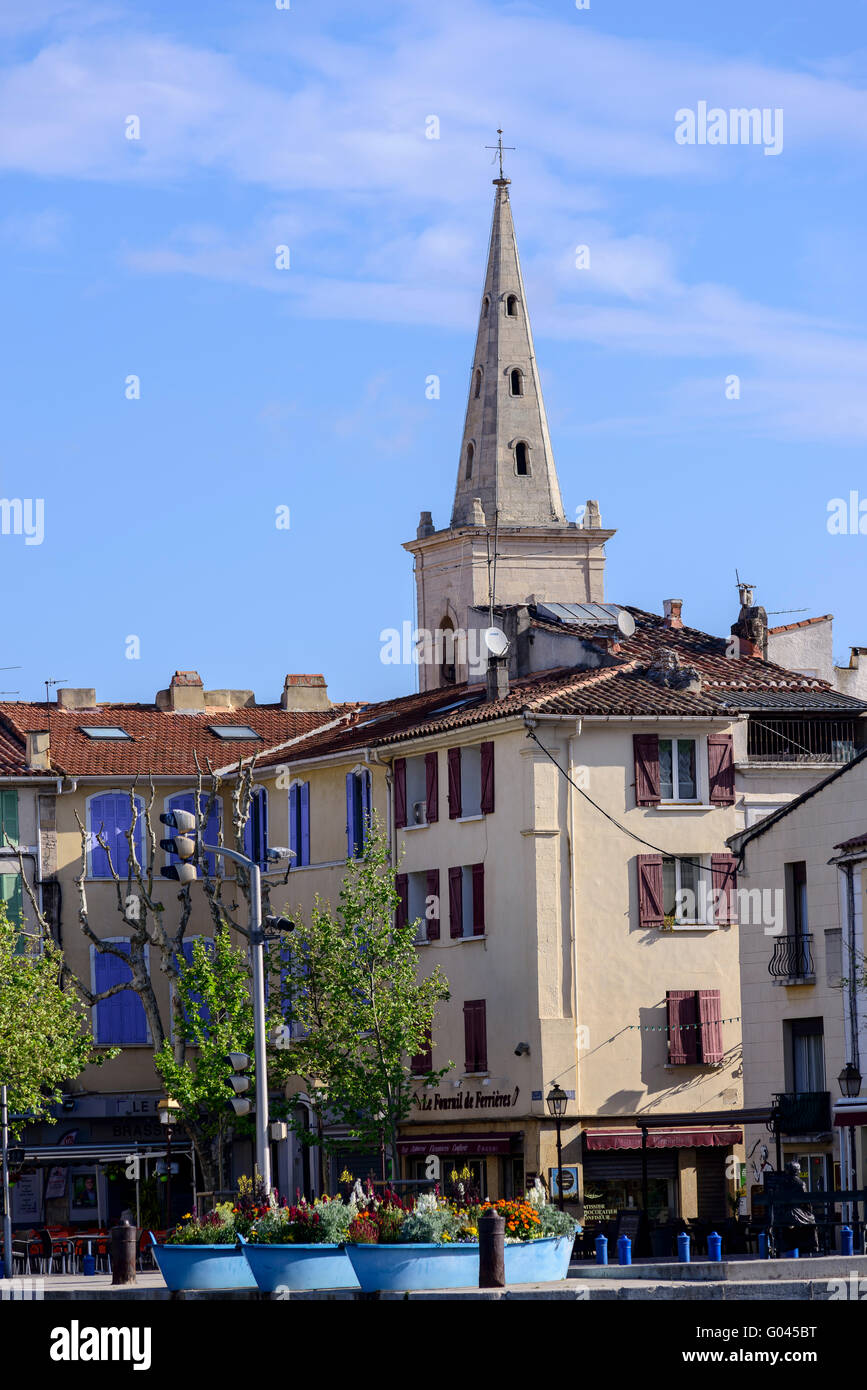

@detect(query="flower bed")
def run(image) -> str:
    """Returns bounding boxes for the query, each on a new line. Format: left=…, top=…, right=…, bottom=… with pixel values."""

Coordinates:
left=149, top=1233, right=257, bottom=1292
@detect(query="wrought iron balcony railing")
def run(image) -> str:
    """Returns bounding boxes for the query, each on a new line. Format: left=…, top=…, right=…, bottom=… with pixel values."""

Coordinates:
left=768, top=932, right=815, bottom=982
left=747, top=717, right=858, bottom=764
left=773, top=1091, right=832, bottom=1135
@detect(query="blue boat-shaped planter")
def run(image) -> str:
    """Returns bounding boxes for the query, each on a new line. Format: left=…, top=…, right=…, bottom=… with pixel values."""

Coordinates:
left=237, top=1234, right=360, bottom=1291
left=148, top=1232, right=257, bottom=1292
left=346, top=1235, right=573, bottom=1292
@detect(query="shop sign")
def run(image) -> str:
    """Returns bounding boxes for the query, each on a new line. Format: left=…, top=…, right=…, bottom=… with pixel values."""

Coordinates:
left=414, top=1085, right=519, bottom=1113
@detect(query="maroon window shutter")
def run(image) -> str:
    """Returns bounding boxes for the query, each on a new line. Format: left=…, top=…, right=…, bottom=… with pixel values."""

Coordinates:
left=711, top=854, right=738, bottom=924
left=474, top=1000, right=488, bottom=1072
left=395, top=873, right=409, bottom=930
left=480, top=741, right=495, bottom=814
left=667, top=989, right=697, bottom=1064
left=471, top=863, right=485, bottom=935
left=411, top=1027, right=433, bottom=1075
left=463, top=1001, right=474, bottom=1072
left=708, top=735, right=735, bottom=806
left=426, top=868, right=440, bottom=940
left=633, top=733, right=660, bottom=807
left=425, top=751, right=439, bottom=822
left=449, top=866, right=463, bottom=938
left=447, top=747, right=462, bottom=819
left=394, top=758, right=407, bottom=829
left=697, top=989, right=724, bottom=1064
left=464, top=999, right=487, bottom=1072
left=638, top=854, right=664, bottom=927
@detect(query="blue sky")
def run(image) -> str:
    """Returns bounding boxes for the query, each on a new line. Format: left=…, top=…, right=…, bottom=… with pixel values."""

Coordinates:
left=1, top=0, right=866, bottom=705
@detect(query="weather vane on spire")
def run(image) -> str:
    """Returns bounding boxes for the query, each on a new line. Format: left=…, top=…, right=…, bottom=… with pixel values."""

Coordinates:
left=486, top=128, right=515, bottom=180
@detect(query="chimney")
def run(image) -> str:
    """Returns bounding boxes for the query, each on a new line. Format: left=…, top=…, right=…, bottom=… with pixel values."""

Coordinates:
left=26, top=730, right=50, bottom=770
left=417, top=510, right=435, bottom=539
left=203, top=689, right=255, bottom=709
left=730, top=582, right=768, bottom=659
left=662, top=599, right=684, bottom=630
left=57, top=688, right=97, bottom=710
left=281, top=675, right=331, bottom=712
left=485, top=657, right=510, bottom=703
left=155, top=671, right=205, bottom=712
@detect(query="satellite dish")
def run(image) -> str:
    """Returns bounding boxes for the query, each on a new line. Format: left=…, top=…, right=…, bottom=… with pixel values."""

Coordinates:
left=616, top=609, right=636, bottom=638
left=484, top=626, right=510, bottom=658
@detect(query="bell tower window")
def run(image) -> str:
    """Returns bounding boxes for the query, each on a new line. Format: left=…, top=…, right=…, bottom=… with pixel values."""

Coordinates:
left=509, top=368, right=523, bottom=397
left=506, top=295, right=518, bottom=317
left=474, top=369, right=483, bottom=399
left=515, top=441, right=530, bottom=475
left=464, top=442, right=474, bottom=479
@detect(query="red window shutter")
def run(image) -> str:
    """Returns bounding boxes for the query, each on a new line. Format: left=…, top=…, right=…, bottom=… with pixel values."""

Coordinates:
left=447, top=747, right=462, bottom=819
left=411, top=1026, right=433, bottom=1074
left=711, top=854, right=738, bottom=924
left=425, top=751, right=439, bottom=822
left=448, top=865, right=463, bottom=938
left=697, top=989, right=724, bottom=1064
left=638, top=854, right=664, bottom=927
left=471, top=863, right=485, bottom=935
left=426, top=868, right=440, bottom=940
left=394, top=758, right=407, bottom=829
left=633, top=733, right=660, bottom=807
left=464, top=999, right=487, bottom=1072
left=395, top=873, right=409, bottom=930
left=667, top=989, right=697, bottom=1064
left=480, top=741, right=495, bottom=814
left=708, top=735, right=735, bottom=806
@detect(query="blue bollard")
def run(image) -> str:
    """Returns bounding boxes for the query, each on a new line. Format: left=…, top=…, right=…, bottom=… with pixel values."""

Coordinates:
left=758, top=1231, right=769, bottom=1259
left=617, top=1234, right=632, bottom=1266
left=677, top=1231, right=691, bottom=1264
left=83, top=1254, right=96, bottom=1276
left=707, top=1231, right=722, bottom=1263
left=595, top=1234, right=608, bottom=1266
left=842, top=1226, right=854, bottom=1256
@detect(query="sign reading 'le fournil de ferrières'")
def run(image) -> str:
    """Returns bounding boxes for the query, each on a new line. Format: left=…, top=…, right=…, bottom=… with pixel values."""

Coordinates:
left=414, top=1086, right=519, bottom=1112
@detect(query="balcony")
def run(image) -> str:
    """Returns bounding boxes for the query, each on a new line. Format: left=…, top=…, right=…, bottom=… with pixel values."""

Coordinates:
left=773, top=1091, right=832, bottom=1135
left=768, top=932, right=816, bottom=985
left=747, top=717, right=858, bottom=765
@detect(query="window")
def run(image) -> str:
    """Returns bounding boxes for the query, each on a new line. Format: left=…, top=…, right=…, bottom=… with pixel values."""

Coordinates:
left=163, top=791, right=222, bottom=877
left=243, top=788, right=269, bottom=868
left=447, top=742, right=494, bottom=819
left=411, top=1027, right=433, bottom=1075
left=666, top=989, right=723, bottom=1065
left=791, top=1018, right=825, bottom=1092
left=448, top=863, right=485, bottom=938
left=463, top=999, right=488, bottom=1072
left=509, top=368, right=523, bottom=397
left=659, top=738, right=697, bottom=801
left=640, top=853, right=736, bottom=928
left=80, top=726, right=132, bottom=741
left=345, top=769, right=371, bottom=859
left=515, top=441, right=529, bottom=475
left=473, top=368, right=483, bottom=399
left=289, top=781, right=310, bottom=867
left=174, top=937, right=214, bottom=1033
left=483, top=296, right=490, bottom=318
left=394, top=754, right=438, bottom=828
left=786, top=861, right=808, bottom=937
left=662, top=856, right=700, bottom=923
left=440, top=617, right=456, bottom=686
left=209, top=725, right=262, bottom=741
left=0, top=790, right=18, bottom=847
left=0, top=873, right=23, bottom=932
left=464, top=442, right=474, bottom=480
left=397, top=870, right=435, bottom=942
left=87, top=792, right=145, bottom=879
left=506, top=295, right=518, bottom=317
left=92, top=940, right=149, bottom=1045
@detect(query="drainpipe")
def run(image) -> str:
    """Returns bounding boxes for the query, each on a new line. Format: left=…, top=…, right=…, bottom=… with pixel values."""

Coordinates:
left=366, top=750, right=395, bottom=865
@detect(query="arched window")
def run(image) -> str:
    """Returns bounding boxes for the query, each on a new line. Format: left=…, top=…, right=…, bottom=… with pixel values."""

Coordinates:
left=483, top=296, right=490, bottom=318
left=515, top=441, right=529, bottom=475
left=440, top=617, right=456, bottom=685
left=509, top=368, right=523, bottom=397
left=474, top=369, right=483, bottom=399
left=506, top=295, right=518, bottom=317
left=464, top=442, right=474, bottom=479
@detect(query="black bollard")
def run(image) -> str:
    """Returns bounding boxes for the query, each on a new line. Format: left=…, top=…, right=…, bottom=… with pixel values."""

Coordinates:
left=111, top=1219, right=137, bottom=1286
left=478, top=1207, right=505, bottom=1288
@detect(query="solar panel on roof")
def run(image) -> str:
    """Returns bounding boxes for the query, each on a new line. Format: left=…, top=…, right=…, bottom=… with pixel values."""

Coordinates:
left=535, top=601, right=631, bottom=627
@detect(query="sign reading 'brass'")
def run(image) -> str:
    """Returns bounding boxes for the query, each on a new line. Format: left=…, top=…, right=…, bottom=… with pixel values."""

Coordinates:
left=414, top=1086, right=519, bottom=1112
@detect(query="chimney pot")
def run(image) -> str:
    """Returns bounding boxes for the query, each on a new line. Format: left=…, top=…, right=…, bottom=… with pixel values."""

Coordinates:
left=662, top=599, right=684, bottom=630
left=57, top=688, right=97, bottom=710
left=281, top=675, right=331, bottom=712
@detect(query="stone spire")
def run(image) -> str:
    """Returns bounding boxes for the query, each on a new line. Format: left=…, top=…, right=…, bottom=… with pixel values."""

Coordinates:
left=451, top=174, right=566, bottom=528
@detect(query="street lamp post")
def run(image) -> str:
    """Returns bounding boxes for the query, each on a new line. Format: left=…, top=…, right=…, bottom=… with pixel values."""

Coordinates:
left=546, top=1084, right=568, bottom=1213
left=1, top=1084, right=12, bottom=1278
left=158, top=1098, right=180, bottom=1226
left=838, top=1063, right=863, bottom=1233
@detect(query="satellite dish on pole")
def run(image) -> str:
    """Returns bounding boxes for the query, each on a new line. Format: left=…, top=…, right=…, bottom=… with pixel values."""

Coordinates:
left=617, top=609, right=636, bottom=638
left=484, top=626, right=510, bottom=658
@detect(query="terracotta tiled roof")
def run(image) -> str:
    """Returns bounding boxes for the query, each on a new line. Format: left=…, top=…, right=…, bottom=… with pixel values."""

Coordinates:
left=768, top=615, right=833, bottom=635
left=834, top=832, right=867, bottom=852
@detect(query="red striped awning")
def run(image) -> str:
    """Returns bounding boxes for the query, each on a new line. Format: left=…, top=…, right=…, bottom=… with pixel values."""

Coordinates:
left=584, top=1128, right=742, bottom=1151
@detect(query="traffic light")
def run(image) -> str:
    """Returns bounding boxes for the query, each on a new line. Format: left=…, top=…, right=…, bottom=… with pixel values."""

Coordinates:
left=159, top=808, right=198, bottom=883
left=225, top=1051, right=252, bottom=1116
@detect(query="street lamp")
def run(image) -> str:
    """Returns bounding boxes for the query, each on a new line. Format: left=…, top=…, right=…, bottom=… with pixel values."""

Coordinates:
left=158, top=1098, right=180, bottom=1227
left=838, top=1063, right=863, bottom=1098
left=546, top=1084, right=568, bottom=1213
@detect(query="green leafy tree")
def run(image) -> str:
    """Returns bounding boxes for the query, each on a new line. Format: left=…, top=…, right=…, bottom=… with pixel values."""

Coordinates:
left=280, top=823, right=451, bottom=1173
left=0, top=905, right=111, bottom=1138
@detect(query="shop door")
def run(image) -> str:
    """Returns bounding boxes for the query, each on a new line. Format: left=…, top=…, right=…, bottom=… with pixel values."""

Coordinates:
left=696, top=1148, right=728, bottom=1223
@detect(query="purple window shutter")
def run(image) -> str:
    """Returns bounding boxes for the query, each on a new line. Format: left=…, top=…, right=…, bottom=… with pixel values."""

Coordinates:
left=395, top=873, right=409, bottom=930
left=447, top=747, right=462, bottom=819
left=89, top=794, right=115, bottom=879
left=638, top=854, right=664, bottom=927
left=426, top=868, right=440, bottom=940
left=425, top=752, right=439, bottom=822
left=464, top=999, right=487, bottom=1072
left=634, top=734, right=660, bottom=807
left=448, top=866, right=463, bottom=938
left=345, top=773, right=355, bottom=857
left=360, top=771, right=372, bottom=850
left=95, top=944, right=147, bottom=1045
left=178, top=939, right=212, bottom=1030
left=475, top=1000, right=487, bottom=1071
left=411, top=1027, right=433, bottom=1075
left=394, top=758, right=407, bottom=830
left=697, top=989, right=724, bottom=1064
left=708, top=735, right=735, bottom=806
left=666, top=989, right=696, bottom=1065
left=480, top=742, right=495, bottom=814
left=472, top=863, right=485, bottom=935
left=711, top=854, right=738, bottom=924
left=288, top=785, right=298, bottom=860
left=299, top=782, right=310, bottom=867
